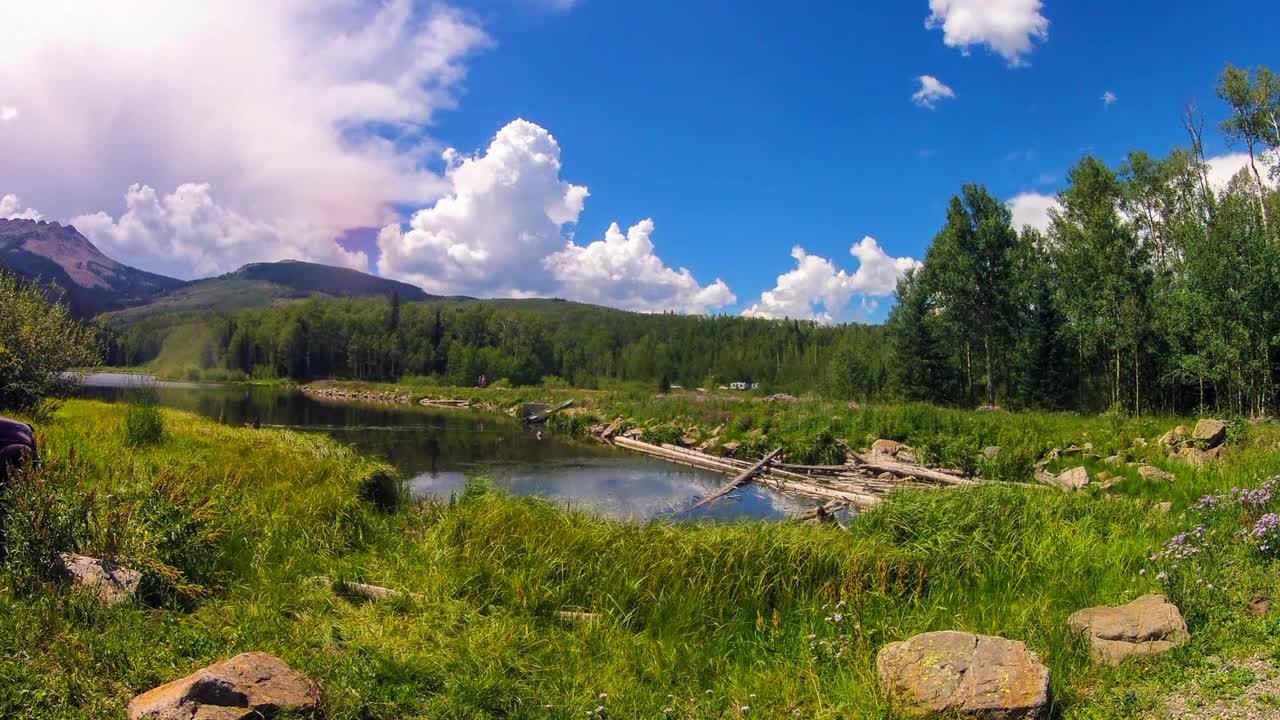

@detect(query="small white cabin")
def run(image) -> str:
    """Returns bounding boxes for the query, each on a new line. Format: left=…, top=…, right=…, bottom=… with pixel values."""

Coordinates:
left=729, top=381, right=749, bottom=391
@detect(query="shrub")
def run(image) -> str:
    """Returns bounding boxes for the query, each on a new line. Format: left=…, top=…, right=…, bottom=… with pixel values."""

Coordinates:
left=0, top=271, right=102, bottom=416
left=123, top=387, right=165, bottom=447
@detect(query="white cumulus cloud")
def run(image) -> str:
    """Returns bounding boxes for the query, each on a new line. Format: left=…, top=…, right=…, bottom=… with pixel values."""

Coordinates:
left=0, top=0, right=489, bottom=272
left=544, top=220, right=735, bottom=314
left=1205, top=152, right=1277, bottom=192
left=69, top=184, right=367, bottom=280
left=925, top=0, right=1049, bottom=67
left=378, top=119, right=733, bottom=313
left=912, top=75, right=957, bottom=109
left=1007, top=192, right=1060, bottom=233
left=0, top=106, right=17, bottom=122
left=0, top=194, right=43, bottom=220
left=1102, top=91, right=1118, bottom=107
left=742, top=238, right=920, bottom=323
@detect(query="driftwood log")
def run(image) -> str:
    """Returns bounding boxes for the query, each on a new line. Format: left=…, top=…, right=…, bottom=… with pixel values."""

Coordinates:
left=611, top=436, right=983, bottom=515
left=683, top=448, right=783, bottom=513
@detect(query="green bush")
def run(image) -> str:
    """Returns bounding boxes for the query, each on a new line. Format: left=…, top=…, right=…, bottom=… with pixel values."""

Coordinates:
left=0, top=271, right=102, bottom=416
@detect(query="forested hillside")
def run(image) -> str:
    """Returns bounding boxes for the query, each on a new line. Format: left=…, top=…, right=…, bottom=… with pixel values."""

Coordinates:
left=888, top=64, right=1280, bottom=415
left=106, top=298, right=890, bottom=397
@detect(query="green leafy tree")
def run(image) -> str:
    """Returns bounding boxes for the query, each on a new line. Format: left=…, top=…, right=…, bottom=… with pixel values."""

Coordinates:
left=0, top=272, right=102, bottom=415
left=924, top=185, right=1020, bottom=406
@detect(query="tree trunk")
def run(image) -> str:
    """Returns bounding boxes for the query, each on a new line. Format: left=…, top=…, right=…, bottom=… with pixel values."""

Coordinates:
left=1247, top=143, right=1272, bottom=235
left=984, top=334, right=995, bottom=407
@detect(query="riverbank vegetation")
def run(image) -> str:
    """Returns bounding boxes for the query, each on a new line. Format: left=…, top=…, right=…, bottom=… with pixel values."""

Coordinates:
left=4, top=400, right=1280, bottom=717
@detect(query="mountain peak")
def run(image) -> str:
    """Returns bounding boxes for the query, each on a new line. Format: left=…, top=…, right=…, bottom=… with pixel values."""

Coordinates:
left=0, top=219, right=183, bottom=315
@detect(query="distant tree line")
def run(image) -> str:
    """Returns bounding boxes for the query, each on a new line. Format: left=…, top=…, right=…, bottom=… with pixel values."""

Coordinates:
left=107, top=298, right=891, bottom=397
left=887, top=64, right=1280, bottom=415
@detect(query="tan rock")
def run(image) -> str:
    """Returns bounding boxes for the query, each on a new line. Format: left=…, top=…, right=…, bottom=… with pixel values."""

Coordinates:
left=1192, top=419, right=1228, bottom=448
left=876, top=631, right=1050, bottom=719
left=871, top=439, right=901, bottom=457
left=1067, top=594, right=1189, bottom=666
left=1178, top=446, right=1209, bottom=467
left=127, top=652, right=319, bottom=720
left=1137, top=465, right=1175, bottom=483
left=982, top=446, right=1002, bottom=459
left=1104, top=455, right=1124, bottom=467
left=1053, top=466, right=1090, bottom=491
left=55, top=552, right=140, bottom=606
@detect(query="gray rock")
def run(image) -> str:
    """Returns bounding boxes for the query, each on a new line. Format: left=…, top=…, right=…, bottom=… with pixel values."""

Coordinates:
left=1104, top=455, right=1124, bottom=467
left=1192, top=419, right=1228, bottom=448
left=55, top=552, right=140, bottom=606
left=127, top=652, right=319, bottom=720
left=876, top=630, right=1050, bottom=719
left=982, top=446, right=1002, bottom=459
left=1068, top=594, right=1189, bottom=666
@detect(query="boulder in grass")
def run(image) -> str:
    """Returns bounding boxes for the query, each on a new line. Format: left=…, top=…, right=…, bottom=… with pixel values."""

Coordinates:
left=55, top=552, right=141, bottom=606
left=1177, top=446, right=1209, bottom=467
left=1137, top=465, right=1175, bottom=483
left=127, top=652, right=319, bottom=720
left=1192, top=419, right=1228, bottom=449
left=1047, top=466, right=1090, bottom=491
left=982, top=446, right=1002, bottom=459
left=1067, top=594, right=1189, bottom=666
left=876, top=631, right=1051, bottom=719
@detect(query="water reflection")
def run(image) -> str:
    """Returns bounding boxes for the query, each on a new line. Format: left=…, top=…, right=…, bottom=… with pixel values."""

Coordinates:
left=77, top=374, right=800, bottom=520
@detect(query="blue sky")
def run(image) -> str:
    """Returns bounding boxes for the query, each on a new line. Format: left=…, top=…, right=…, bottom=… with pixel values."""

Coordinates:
left=1, top=1, right=1277, bottom=322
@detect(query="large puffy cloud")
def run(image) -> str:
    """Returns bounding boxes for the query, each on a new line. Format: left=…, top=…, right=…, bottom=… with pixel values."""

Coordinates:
left=0, top=0, right=489, bottom=272
left=378, top=119, right=734, bottom=313
left=925, top=0, right=1049, bottom=66
left=544, top=219, right=735, bottom=314
left=742, top=238, right=920, bottom=323
left=1007, top=191, right=1060, bottom=233
left=68, top=184, right=367, bottom=279
left=1206, top=152, right=1277, bottom=192
left=0, top=194, right=42, bottom=221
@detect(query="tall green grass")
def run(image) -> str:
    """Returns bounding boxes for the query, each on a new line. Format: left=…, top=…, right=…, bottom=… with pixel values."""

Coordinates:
left=1, top=400, right=1279, bottom=717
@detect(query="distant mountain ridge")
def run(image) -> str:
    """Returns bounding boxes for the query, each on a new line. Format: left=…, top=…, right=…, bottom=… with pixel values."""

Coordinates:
left=103, top=259, right=443, bottom=323
left=0, top=217, right=445, bottom=320
left=0, top=218, right=183, bottom=315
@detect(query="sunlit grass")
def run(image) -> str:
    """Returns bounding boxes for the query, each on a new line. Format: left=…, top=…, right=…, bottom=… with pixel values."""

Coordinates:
left=2, top=400, right=1279, bottom=717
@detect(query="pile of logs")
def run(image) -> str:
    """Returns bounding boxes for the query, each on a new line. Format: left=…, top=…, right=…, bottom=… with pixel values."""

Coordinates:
left=610, top=436, right=980, bottom=514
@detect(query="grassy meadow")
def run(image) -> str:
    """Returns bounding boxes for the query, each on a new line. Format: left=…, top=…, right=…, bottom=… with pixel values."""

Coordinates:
left=3, top=397, right=1280, bottom=718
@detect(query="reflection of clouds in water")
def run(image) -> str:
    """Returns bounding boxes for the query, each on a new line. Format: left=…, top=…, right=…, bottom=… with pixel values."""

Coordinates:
left=407, top=470, right=471, bottom=501
left=407, top=458, right=805, bottom=521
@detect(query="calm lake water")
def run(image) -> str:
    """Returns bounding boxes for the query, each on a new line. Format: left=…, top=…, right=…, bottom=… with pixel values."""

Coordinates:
left=77, top=374, right=802, bottom=520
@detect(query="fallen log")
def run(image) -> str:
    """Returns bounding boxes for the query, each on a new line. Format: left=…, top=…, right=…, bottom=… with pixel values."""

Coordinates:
left=613, top=437, right=923, bottom=510
left=524, top=399, right=574, bottom=423
left=682, top=448, right=782, bottom=514
left=419, top=398, right=471, bottom=408
left=850, top=453, right=981, bottom=487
